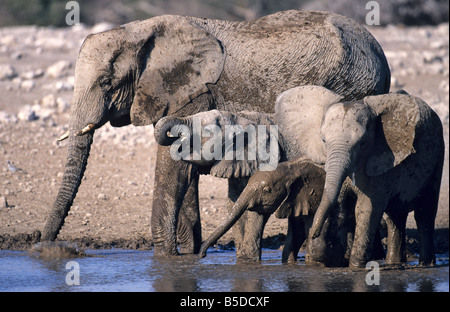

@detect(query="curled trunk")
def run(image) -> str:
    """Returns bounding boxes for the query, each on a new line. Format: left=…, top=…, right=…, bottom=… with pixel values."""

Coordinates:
left=41, top=132, right=93, bottom=241
left=154, top=116, right=191, bottom=146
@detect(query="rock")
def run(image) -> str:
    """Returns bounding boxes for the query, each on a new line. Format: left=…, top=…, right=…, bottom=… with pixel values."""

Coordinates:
left=0, top=111, right=17, bottom=124
left=97, top=193, right=107, bottom=200
left=55, top=78, right=74, bottom=91
left=40, top=94, right=57, bottom=108
left=20, top=80, right=35, bottom=92
left=0, top=34, right=16, bottom=46
left=17, top=105, right=38, bottom=121
left=0, top=196, right=9, bottom=209
left=0, top=64, right=18, bottom=81
left=46, top=60, right=72, bottom=78
left=20, top=69, right=44, bottom=80
left=32, top=104, right=55, bottom=121
left=56, top=97, right=70, bottom=113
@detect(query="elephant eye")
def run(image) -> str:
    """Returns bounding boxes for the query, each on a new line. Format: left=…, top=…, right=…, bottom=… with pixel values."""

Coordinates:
left=99, top=76, right=112, bottom=88
left=263, top=186, right=271, bottom=193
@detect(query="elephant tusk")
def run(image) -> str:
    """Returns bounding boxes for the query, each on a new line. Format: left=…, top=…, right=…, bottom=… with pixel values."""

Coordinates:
left=167, top=130, right=176, bottom=138
left=76, top=124, right=95, bottom=136
left=56, top=131, right=69, bottom=142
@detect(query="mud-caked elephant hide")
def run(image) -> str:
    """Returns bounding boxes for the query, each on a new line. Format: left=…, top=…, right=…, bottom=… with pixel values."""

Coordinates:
left=43, top=10, right=390, bottom=257
left=197, top=157, right=357, bottom=266
left=276, top=86, right=444, bottom=268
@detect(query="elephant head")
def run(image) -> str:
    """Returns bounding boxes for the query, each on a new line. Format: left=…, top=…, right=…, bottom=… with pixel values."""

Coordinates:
left=198, top=157, right=326, bottom=258
left=42, top=16, right=225, bottom=241
left=154, top=109, right=280, bottom=179
left=276, top=86, right=420, bottom=239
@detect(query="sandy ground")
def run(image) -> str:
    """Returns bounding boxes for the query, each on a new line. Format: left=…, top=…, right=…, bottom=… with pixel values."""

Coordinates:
left=0, top=22, right=448, bottom=253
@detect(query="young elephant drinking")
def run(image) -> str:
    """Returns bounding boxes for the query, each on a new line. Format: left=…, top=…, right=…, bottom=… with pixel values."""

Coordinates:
left=198, top=157, right=355, bottom=266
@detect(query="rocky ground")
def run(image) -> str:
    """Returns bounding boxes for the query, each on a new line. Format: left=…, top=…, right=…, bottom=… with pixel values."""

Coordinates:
left=0, top=22, right=448, bottom=254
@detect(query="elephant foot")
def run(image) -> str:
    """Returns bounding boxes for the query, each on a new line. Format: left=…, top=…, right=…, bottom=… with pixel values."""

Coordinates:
left=236, top=255, right=261, bottom=264
left=282, top=253, right=298, bottom=265
left=349, top=257, right=372, bottom=269
left=153, top=245, right=180, bottom=257
left=30, top=241, right=84, bottom=259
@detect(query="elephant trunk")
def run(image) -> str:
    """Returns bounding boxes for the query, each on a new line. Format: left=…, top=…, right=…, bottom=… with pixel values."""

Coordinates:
left=42, top=129, right=93, bottom=241
left=199, top=187, right=255, bottom=258
left=154, top=116, right=192, bottom=146
left=310, top=143, right=351, bottom=239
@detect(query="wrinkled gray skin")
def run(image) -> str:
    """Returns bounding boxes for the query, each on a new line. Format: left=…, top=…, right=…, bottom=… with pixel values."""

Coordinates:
left=197, top=157, right=356, bottom=266
left=155, top=110, right=357, bottom=264
left=155, top=109, right=278, bottom=260
left=276, top=86, right=444, bottom=268
left=43, top=10, right=390, bottom=256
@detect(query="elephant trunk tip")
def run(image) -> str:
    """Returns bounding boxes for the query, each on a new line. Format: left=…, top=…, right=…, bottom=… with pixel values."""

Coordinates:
left=198, top=244, right=209, bottom=259
left=154, top=116, right=185, bottom=146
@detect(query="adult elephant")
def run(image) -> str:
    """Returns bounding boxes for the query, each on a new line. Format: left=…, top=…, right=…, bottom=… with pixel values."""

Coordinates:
left=43, top=10, right=390, bottom=256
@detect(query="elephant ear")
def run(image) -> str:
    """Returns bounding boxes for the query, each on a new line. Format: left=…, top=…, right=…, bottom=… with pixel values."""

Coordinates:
left=365, top=93, right=420, bottom=176
left=275, top=86, right=343, bottom=164
left=210, top=111, right=280, bottom=178
left=275, top=160, right=325, bottom=219
left=130, top=18, right=225, bottom=126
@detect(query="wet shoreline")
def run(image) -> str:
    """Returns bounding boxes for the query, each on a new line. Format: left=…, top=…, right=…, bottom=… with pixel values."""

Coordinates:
left=0, top=248, right=448, bottom=292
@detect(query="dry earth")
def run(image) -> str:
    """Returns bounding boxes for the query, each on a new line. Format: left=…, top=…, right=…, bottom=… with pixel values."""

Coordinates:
left=0, top=22, right=448, bottom=253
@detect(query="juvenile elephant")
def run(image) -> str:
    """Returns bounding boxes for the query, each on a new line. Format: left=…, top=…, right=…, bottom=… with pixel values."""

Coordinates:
left=155, top=109, right=357, bottom=264
left=44, top=10, right=390, bottom=256
left=155, top=109, right=279, bottom=260
left=197, top=156, right=356, bottom=265
left=276, top=86, right=444, bottom=267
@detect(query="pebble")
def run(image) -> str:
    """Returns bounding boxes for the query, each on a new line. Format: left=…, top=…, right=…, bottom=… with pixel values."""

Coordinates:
left=0, top=196, right=9, bottom=209
left=0, top=64, right=17, bottom=80
left=20, top=80, right=35, bottom=92
left=46, top=60, right=72, bottom=78
left=17, top=105, right=38, bottom=121
left=0, top=111, right=18, bottom=123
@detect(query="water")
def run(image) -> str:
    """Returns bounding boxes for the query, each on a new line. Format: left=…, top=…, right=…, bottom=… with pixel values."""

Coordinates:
left=0, top=249, right=448, bottom=292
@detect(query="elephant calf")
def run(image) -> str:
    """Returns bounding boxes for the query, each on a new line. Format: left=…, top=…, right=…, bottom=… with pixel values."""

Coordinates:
left=198, top=156, right=356, bottom=266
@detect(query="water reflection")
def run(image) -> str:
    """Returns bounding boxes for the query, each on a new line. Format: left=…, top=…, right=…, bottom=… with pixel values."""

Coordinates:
left=0, top=249, right=448, bottom=292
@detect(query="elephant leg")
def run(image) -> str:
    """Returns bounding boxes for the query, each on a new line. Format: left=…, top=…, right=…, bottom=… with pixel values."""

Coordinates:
left=239, top=212, right=270, bottom=262
left=282, top=217, right=305, bottom=264
left=151, top=145, right=199, bottom=256
left=350, top=195, right=386, bottom=268
left=177, top=173, right=201, bottom=254
left=384, top=209, right=408, bottom=265
left=414, top=176, right=440, bottom=265
left=227, top=178, right=249, bottom=258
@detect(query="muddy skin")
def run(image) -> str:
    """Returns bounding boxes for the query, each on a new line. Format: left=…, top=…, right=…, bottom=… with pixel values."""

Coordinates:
left=40, top=10, right=390, bottom=258
left=291, top=90, right=446, bottom=268
left=199, top=158, right=355, bottom=265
